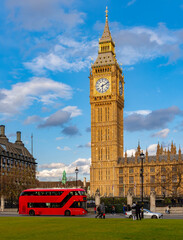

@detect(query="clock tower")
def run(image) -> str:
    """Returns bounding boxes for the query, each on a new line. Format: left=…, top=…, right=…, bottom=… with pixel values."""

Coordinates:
left=90, top=8, right=124, bottom=196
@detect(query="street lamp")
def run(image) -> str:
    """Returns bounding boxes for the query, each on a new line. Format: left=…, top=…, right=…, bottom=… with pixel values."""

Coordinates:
left=140, top=151, right=145, bottom=218
left=75, top=167, right=79, bottom=188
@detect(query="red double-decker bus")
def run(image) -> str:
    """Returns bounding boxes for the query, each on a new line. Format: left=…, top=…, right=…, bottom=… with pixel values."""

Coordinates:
left=19, top=188, right=87, bottom=216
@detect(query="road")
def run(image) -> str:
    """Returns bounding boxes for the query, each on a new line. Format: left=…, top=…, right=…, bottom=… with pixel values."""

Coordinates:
left=1, top=212, right=183, bottom=219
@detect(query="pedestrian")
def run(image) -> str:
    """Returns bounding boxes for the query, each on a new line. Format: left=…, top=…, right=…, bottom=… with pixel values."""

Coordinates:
left=111, top=205, right=115, bottom=214
left=123, top=205, right=126, bottom=214
left=94, top=205, right=96, bottom=214
left=101, top=202, right=106, bottom=219
left=165, top=205, right=170, bottom=214
left=132, top=202, right=136, bottom=220
left=95, top=205, right=101, bottom=218
left=135, top=202, right=141, bottom=220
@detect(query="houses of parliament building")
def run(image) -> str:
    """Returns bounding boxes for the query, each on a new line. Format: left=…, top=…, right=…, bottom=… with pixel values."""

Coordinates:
left=89, top=8, right=183, bottom=198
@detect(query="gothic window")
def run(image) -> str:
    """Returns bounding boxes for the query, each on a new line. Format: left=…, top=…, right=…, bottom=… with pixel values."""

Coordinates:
left=108, top=169, right=110, bottom=179
left=129, top=168, right=134, bottom=174
left=119, top=177, right=123, bottom=184
left=150, top=175, right=155, bottom=183
left=106, top=147, right=110, bottom=160
left=161, top=175, right=166, bottom=183
left=172, top=166, right=177, bottom=172
left=100, top=129, right=102, bottom=141
left=129, top=176, right=134, bottom=184
left=119, top=187, right=123, bottom=196
left=98, top=129, right=100, bottom=141
left=98, top=148, right=100, bottom=160
left=119, top=168, right=123, bottom=174
left=150, top=167, right=155, bottom=173
left=161, top=167, right=166, bottom=173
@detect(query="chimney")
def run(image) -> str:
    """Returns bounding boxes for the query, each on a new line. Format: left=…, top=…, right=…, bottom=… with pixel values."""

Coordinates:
left=0, top=125, right=8, bottom=140
left=15, top=131, right=24, bottom=146
left=0, top=125, right=5, bottom=137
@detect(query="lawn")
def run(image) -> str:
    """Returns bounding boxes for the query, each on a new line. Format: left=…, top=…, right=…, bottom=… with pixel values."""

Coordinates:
left=0, top=217, right=183, bottom=240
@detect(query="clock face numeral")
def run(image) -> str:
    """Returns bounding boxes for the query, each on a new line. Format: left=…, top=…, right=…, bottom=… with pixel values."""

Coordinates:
left=95, top=78, right=110, bottom=93
left=119, top=81, right=123, bottom=96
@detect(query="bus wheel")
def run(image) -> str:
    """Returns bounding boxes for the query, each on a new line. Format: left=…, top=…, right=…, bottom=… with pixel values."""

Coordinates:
left=29, top=210, right=35, bottom=216
left=65, top=210, right=71, bottom=216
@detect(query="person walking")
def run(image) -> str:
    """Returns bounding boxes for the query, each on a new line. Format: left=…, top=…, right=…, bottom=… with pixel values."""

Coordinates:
left=135, top=202, right=141, bottom=220
left=101, top=202, right=106, bottom=219
left=111, top=205, right=115, bottom=214
left=95, top=204, right=101, bottom=218
left=132, top=202, right=136, bottom=220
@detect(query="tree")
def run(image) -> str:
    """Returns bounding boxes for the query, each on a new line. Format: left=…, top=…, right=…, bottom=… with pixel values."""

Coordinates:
left=155, top=163, right=183, bottom=197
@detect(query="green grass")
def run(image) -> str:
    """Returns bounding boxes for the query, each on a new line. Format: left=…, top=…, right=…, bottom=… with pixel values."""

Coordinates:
left=0, top=217, right=183, bottom=240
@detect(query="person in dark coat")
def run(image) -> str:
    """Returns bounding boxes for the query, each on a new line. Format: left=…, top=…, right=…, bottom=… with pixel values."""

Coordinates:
left=135, top=202, right=141, bottom=220
left=132, top=202, right=136, bottom=220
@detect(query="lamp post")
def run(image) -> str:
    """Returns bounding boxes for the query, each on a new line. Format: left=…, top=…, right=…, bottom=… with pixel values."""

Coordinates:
left=75, top=167, right=79, bottom=188
left=140, top=151, right=145, bottom=218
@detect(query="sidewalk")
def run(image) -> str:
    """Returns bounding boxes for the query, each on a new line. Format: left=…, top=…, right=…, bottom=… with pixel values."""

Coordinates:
left=0, top=209, right=19, bottom=215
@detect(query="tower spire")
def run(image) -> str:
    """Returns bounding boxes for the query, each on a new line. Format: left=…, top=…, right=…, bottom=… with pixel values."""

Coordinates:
left=105, top=6, right=108, bottom=19
left=99, top=7, right=113, bottom=43
left=93, top=7, right=117, bottom=67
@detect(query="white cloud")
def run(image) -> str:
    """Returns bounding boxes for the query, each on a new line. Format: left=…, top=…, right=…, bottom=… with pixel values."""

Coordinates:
left=125, top=143, right=159, bottom=156
left=77, top=142, right=91, bottom=148
left=125, top=149, right=136, bottom=157
left=62, top=106, right=82, bottom=118
left=25, top=36, right=97, bottom=74
left=39, top=162, right=65, bottom=170
left=152, top=128, right=170, bottom=138
left=124, top=106, right=181, bottom=132
left=24, top=105, right=81, bottom=127
left=24, top=115, right=42, bottom=125
left=125, top=110, right=152, bottom=116
left=0, top=77, right=72, bottom=115
left=147, top=144, right=157, bottom=155
left=25, top=23, right=183, bottom=75
left=38, top=158, right=91, bottom=180
left=38, top=110, right=71, bottom=128
left=56, top=137, right=64, bottom=141
left=6, top=0, right=85, bottom=31
left=127, top=0, right=136, bottom=7
left=115, top=23, right=183, bottom=66
left=57, top=146, right=71, bottom=151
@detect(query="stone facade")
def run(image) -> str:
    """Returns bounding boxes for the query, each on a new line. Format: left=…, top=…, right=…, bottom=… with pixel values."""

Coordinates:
left=0, top=125, right=37, bottom=200
left=118, top=143, right=183, bottom=197
left=89, top=9, right=183, bottom=198
left=90, top=9, right=124, bottom=196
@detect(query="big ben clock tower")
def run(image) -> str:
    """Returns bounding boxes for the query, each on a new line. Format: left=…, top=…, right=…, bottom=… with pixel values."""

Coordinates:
left=90, top=8, right=124, bottom=196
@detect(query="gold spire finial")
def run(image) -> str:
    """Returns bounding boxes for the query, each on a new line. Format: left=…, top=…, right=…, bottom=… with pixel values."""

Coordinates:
left=105, top=6, right=108, bottom=19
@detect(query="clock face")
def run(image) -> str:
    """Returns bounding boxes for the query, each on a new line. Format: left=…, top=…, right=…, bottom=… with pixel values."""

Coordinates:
left=95, top=78, right=110, bottom=93
left=119, top=81, right=123, bottom=96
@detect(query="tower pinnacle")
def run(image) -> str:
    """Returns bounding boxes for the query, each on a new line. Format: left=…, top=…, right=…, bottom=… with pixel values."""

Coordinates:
left=105, top=6, right=108, bottom=19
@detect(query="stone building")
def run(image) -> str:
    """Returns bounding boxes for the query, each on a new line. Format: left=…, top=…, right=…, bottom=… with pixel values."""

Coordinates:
left=118, top=142, right=183, bottom=198
left=90, top=8, right=124, bottom=197
left=0, top=125, right=37, bottom=208
left=89, top=8, right=183, bottom=197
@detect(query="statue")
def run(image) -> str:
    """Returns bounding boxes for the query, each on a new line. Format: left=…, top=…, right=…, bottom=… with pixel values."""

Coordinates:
left=62, top=170, right=67, bottom=186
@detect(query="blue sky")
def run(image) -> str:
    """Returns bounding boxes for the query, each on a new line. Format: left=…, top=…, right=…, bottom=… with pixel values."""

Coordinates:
left=0, top=0, right=183, bottom=181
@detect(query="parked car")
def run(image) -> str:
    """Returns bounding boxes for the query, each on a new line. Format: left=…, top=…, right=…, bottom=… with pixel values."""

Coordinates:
left=125, top=208, right=163, bottom=219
